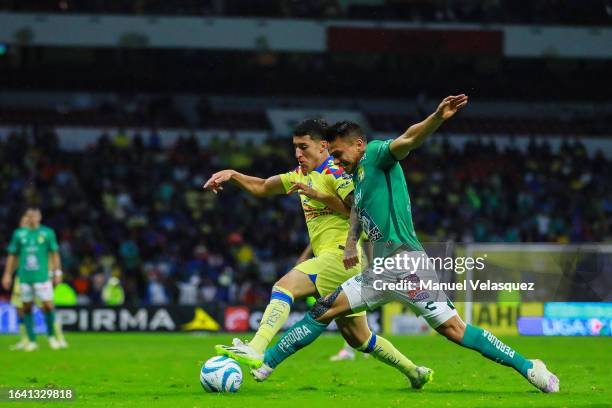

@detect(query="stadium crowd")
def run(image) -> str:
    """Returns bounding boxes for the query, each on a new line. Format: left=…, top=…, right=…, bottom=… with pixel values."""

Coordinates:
left=2, top=0, right=610, bottom=26
left=0, top=127, right=610, bottom=306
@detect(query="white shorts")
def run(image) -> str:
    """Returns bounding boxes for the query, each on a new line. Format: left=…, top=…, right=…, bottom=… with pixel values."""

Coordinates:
left=20, top=281, right=54, bottom=303
left=341, top=250, right=458, bottom=328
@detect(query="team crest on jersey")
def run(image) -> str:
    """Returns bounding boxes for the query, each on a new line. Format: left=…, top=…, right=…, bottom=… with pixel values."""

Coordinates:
left=37, top=234, right=45, bottom=244
left=356, top=165, right=364, bottom=182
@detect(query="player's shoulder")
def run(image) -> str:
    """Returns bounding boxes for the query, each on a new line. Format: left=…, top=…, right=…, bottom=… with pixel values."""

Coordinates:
left=366, top=138, right=391, bottom=154
left=315, top=157, right=345, bottom=179
left=13, top=227, right=27, bottom=236
left=39, top=225, right=56, bottom=234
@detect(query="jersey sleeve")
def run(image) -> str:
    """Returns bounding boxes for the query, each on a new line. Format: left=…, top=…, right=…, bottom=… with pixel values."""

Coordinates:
left=279, top=168, right=298, bottom=193
left=333, top=173, right=354, bottom=200
left=369, top=139, right=397, bottom=169
left=6, top=230, right=20, bottom=255
left=47, top=229, right=59, bottom=252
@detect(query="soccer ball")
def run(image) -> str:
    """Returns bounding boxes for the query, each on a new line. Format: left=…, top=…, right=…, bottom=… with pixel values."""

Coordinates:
left=200, top=356, right=243, bottom=393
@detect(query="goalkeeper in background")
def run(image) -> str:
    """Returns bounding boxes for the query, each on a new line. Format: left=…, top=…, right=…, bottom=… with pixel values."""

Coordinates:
left=2, top=207, right=67, bottom=351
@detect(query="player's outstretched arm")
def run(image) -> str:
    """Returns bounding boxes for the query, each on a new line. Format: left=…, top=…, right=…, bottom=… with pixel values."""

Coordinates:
left=2, top=254, right=16, bottom=290
left=286, top=182, right=350, bottom=216
left=203, top=169, right=284, bottom=197
left=390, top=94, right=468, bottom=160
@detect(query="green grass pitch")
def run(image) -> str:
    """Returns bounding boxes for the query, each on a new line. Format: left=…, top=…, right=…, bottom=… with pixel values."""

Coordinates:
left=0, top=333, right=610, bottom=407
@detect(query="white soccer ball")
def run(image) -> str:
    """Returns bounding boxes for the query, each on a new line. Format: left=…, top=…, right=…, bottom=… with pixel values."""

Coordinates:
left=200, top=356, right=243, bottom=393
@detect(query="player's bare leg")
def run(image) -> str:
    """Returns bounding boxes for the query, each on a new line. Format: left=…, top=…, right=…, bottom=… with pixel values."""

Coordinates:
left=9, top=306, right=29, bottom=351
left=435, top=314, right=559, bottom=393
left=216, top=269, right=317, bottom=367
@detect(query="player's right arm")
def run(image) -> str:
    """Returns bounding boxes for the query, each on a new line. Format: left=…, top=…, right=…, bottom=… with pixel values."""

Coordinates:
left=2, top=230, right=20, bottom=290
left=203, top=169, right=284, bottom=197
left=343, top=193, right=362, bottom=270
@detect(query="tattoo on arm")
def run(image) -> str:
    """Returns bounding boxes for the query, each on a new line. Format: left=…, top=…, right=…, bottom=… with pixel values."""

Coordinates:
left=347, top=202, right=361, bottom=243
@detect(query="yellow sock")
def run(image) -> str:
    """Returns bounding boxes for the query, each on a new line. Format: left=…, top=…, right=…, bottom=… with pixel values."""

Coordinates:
left=19, top=322, right=28, bottom=342
left=54, top=321, right=65, bottom=342
left=358, top=333, right=417, bottom=378
left=249, top=286, right=293, bottom=354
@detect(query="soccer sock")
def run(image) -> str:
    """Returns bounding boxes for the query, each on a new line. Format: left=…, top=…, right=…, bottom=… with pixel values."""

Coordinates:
left=44, top=310, right=56, bottom=337
left=54, top=320, right=65, bottom=342
left=358, top=333, right=418, bottom=378
left=460, top=324, right=533, bottom=377
left=264, top=312, right=328, bottom=369
left=249, top=286, right=294, bottom=354
left=18, top=318, right=28, bottom=342
left=23, top=313, right=36, bottom=342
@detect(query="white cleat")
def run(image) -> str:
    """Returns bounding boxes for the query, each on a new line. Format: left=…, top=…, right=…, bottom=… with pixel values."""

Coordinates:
left=58, top=338, right=69, bottom=349
left=408, top=366, right=434, bottom=389
left=251, top=363, right=274, bottom=382
left=527, top=359, right=560, bottom=393
left=23, top=342, right=39, bottom=352
left=215, top=338, right=263, bottom=368
left=9, top=339, right=28, bottom=351
left=48, top=336, right=61, bottom=350
left=330, top=348, right=355, bottom=361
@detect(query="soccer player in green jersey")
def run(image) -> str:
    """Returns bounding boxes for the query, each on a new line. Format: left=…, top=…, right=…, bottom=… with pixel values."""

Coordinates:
left=2, top=207, right=65, bottom=351
left=253, top=95, right=560, bottom=394
left=205, top=119, right=432, bottom=387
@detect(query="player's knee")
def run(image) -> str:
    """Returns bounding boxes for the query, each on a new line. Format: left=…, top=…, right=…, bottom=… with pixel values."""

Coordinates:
left=22, top=303, right=33, bottom=313
left=309, top=287, right=343, bottom=323
left=436, top=317, right=466, bottom=343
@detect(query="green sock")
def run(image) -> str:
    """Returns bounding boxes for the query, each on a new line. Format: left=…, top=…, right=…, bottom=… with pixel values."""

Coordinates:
left=44, top=311, right=56, bottom=337
left=461, top=324, right=533, bottom=377
left=23, top=314, right=36, bottom=342
left=264, top=312, right=328, bottom=369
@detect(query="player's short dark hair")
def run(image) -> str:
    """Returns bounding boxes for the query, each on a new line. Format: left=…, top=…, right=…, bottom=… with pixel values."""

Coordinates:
left=293, top=119, right=328, bottom=141
left=324, top=121, right=367, bottom=143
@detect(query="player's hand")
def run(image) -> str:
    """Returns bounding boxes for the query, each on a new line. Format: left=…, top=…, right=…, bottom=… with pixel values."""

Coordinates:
left=203, top=170, right=236, bottom=194
left=287, top=182, right=322, bottom=200
left=435, top=94, right=468, bottom=121
left=2, top=274, right=11, bottom=291
left=343, top=241, right=359, bottom=270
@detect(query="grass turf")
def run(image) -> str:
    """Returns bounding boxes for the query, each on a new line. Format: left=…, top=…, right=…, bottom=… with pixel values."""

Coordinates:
left=0, top=333, right=610, bottom=407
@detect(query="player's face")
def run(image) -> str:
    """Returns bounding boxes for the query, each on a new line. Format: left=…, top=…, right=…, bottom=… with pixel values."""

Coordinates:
left=329, top=138, right=364, bottom=173
left=292, top=135, right=327, bottom=172
left=25, top=209, right=42, bottom=227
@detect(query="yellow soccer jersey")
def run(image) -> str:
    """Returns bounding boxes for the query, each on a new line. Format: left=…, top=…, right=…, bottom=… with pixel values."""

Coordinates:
left=280, top=156, right=354, bottom=256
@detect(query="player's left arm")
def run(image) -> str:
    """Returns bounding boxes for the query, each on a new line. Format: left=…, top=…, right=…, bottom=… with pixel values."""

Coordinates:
left=48, top=229, right=63, bottom=285
left=389, top=94, right=468, bottom=160
left=286, top=183, right=350, bottom=216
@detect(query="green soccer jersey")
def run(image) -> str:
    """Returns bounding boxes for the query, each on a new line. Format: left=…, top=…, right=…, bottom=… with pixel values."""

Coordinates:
left=352, top=139, right=423, bottom=258
left=6, top=225, right=59, bottom=283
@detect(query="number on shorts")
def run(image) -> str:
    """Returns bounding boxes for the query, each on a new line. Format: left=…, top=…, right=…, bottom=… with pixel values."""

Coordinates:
left=425, top=301, right=437, bottom=311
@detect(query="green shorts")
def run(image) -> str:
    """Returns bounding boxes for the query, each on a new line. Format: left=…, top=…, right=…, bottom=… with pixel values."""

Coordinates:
left=294, top=250, right=366, bottom=317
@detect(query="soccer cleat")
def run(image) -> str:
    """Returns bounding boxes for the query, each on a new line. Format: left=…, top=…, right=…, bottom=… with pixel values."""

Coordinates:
left=9, top=339, right=28, bottom=351
left=48, top=336, right=61, bottom=350
left=330, top=348, right=355, bottom=361
left=527, top=359, right=559, bottom=393
left=408, top=366, right=434, bottom=389
left=250, top=363, right=274, bottom=382
left=58, top=338, right=69, bottom=349
left=23, top=342, right=39, bottom=352
left=215, top=338, right=264, bottom=368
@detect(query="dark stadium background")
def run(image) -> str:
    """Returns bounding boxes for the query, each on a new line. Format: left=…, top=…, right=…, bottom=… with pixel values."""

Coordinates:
left=0, top=0, right=611, bottom=335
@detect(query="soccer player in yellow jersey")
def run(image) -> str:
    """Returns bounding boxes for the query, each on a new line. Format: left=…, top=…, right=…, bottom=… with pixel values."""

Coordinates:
left=204, top=119, right=432, bottom=388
